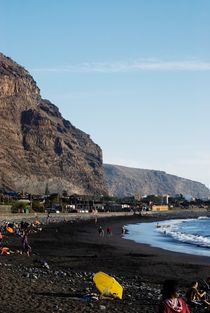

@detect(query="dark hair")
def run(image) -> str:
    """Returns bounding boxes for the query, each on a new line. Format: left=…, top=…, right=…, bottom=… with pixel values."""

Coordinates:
left=162, top=280, right=179, bottom=299
left=191, top=281, right=198, bottom=287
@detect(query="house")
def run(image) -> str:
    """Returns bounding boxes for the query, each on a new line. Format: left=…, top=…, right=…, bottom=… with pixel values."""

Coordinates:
left=151, top=204, right=169, bottom=212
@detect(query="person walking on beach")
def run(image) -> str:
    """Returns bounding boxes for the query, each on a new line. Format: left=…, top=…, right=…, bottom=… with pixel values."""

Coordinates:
left=159, top=279, right=190, bottom=313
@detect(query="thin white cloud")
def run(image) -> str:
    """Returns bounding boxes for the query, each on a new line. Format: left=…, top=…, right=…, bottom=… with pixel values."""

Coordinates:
left=31, top=59, right=210, bottom=73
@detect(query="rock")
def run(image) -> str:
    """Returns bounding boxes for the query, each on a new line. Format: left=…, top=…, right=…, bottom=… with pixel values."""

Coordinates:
left=88, top=303, right=94, bottom=308
left=99, top=305, right=106, bottom=310
left=0, top=52, right=107, bottom=195
left=53, top=305, right=59, bottom=310
left=43, top=262, right=50, bottom=270
left=32, top=274, right=38, bottom=279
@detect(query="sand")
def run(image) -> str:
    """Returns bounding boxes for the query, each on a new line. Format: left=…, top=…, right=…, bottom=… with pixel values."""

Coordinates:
left=0, top=211, right=210, bottom=313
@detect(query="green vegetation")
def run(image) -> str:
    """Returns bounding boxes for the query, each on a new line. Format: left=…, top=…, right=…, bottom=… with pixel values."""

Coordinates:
left=1, top=190, right=210, bottom=213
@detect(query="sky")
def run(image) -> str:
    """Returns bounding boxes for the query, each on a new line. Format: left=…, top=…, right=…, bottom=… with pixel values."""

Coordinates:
left=1, top=0, right=210, bottom=187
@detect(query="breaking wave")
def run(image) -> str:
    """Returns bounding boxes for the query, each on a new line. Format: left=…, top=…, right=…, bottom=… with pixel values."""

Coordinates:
left=156, top=217, right=210, bottom=249
left=124, top=216, right=210, bottom=256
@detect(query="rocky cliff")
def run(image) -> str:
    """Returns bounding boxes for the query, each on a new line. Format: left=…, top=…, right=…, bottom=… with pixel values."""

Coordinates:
left=104, top=164, right=210, bottom=199
left=0, top=53, right=106, bottom=195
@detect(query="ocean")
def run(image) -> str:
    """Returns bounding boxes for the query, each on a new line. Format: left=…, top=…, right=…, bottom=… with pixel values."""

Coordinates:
left=124, top=216, right=210, bottom=257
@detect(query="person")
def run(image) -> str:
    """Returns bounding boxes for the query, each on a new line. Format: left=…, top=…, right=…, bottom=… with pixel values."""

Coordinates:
left=186, top=281, right=210, bottom=307
left=0, top=230, right=3, bottom=245
left=121, top=226, right=126, bottom=235
left=21, top=230, right=32, bottom=256
left=200, top=277, right=210, bottom=292
left=98, top=226, right=104, bottom=237
left=106, top=227, right=112, bottom=236
left=46, top=212, right=50, bottom=224
left=159, top=280, right=190, bottom=313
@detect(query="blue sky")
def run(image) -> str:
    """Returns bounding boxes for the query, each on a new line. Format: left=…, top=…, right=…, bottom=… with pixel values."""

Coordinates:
left=1, top=0, right=210, bottom=188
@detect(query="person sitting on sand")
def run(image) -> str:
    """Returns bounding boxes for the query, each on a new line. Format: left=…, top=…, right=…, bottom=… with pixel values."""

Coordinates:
left=200, top=277, right=210, bottom=293
left=159, top=279, right=190, bottom=313
left=186, top=281, right=210, bottom=307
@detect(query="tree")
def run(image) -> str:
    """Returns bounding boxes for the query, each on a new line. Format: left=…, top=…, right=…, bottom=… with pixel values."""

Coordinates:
left=32, top=200, right=45, bottom=212
left=62, top=190, right=68, bottom=197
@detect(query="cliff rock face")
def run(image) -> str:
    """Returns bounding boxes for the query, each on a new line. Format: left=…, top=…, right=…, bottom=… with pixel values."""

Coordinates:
left=0, top=53, right=106, bottom=195
left=104, top=164, right=210, bottom=199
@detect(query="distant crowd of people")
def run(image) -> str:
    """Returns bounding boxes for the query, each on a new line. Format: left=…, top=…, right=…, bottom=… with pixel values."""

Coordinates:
left=97, top=225, right=126, bottom=237
left=0, top=212, right=71, bottom=257
left=0, top=218, right=43, bottom=256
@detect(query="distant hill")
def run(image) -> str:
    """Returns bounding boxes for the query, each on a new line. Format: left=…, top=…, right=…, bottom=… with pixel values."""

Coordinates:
left=104, top=164, right=210, bottom=199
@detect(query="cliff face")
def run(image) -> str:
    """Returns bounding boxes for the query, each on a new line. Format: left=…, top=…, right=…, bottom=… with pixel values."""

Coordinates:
left=104, top=164, right=210, bottom=199
left=0, top=53, right=106, bottom=195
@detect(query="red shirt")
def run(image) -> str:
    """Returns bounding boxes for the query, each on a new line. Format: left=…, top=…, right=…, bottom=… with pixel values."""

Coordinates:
left=159, top=298, right=190, bottom=313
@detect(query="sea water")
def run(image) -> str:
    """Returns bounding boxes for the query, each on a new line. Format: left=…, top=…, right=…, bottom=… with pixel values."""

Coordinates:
left=124, top=216, right=210, bottom=256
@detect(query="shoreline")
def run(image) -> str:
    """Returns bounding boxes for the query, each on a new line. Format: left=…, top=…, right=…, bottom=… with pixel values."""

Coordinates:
left=124, top=217, right=210, bottom=258
left=71, top=212, right=210, bottom=266
left=0, top=210, right=210, bottom=313
left=3, top=209, right=210, bottom=265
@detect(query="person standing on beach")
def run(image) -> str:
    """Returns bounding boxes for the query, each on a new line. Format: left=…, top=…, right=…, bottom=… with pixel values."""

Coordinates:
left=106, top=227, right=112, bottom=236
left=21, top=229, right=32, bottom=256
left=98, top=226, right=104, bottom=237
left=0, top=229, right=3, bottom=245
left=46, top=212, right=50, bottom=224
left=159, top=280, right=190, bottom=313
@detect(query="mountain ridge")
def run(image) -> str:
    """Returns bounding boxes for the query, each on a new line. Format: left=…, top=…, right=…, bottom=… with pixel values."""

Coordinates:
left=0, top=52, right=106, bottom=195
left=104, top=164, right=210, bottom=199
left=1, top=52, right=209, bottom=199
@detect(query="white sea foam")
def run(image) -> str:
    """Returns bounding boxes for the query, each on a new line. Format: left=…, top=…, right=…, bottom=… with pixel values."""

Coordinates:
left=197, top=216, right=209, bottom=220
left=124, top=218, right=210, bottom=256
left=156, top=219, right=210, bottom=248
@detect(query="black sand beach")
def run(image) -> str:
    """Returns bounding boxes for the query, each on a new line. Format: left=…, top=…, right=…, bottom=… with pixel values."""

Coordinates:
left=1, top=211, right=210, bottom=313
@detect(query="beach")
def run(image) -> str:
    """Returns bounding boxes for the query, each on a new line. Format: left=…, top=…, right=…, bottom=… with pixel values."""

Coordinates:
left=0, top=210, right=210, bottom=313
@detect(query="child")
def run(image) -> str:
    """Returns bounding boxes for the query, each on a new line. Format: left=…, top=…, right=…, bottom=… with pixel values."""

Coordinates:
left=159, top=280, right=190, bottom=313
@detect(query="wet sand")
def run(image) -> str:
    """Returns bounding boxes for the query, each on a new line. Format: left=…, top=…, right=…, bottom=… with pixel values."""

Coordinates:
left=1, top=211, right=210, bottom=313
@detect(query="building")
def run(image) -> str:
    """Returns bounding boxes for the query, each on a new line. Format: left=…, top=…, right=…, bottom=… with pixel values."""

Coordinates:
left=151, top=204, right=169, bottom=212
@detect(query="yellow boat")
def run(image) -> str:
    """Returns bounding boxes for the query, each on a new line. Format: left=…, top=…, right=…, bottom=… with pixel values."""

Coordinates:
left=93, top=271, right=123, bottom=299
